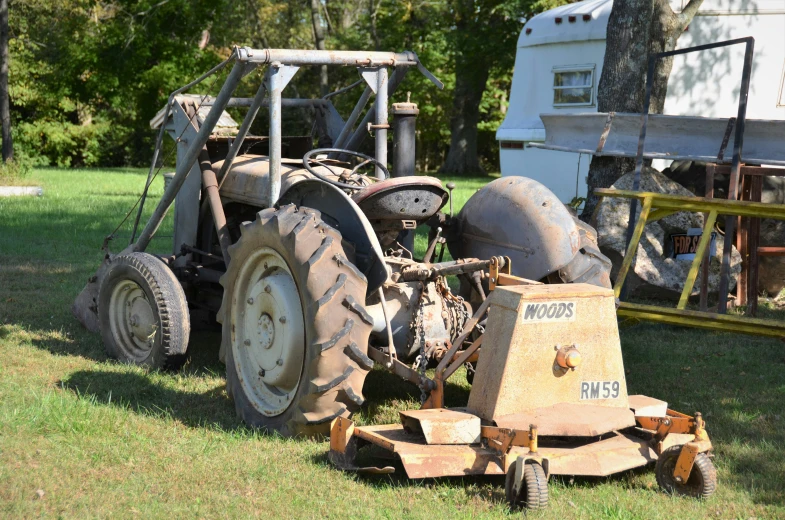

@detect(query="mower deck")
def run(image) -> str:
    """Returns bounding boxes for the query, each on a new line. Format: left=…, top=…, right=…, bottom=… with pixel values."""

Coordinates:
left=330, top=403, right=694, bottom=479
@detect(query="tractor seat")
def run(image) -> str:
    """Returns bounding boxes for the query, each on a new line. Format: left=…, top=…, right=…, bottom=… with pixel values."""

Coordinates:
left=352, top=176, right=448, bottom=222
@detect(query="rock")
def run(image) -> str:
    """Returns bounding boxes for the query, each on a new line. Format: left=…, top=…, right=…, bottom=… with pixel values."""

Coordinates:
left=0, top=186, right=43, bottom=197
left=595, top=167, right=741, bottom=300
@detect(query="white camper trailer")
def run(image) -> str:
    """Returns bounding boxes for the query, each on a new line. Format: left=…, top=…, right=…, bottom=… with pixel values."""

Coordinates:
left=497, top=0, right=785, bottom=204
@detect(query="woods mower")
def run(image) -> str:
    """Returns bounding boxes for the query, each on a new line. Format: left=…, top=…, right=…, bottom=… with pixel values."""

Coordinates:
left=73, top=47, right=612, bottom=439
left=328, top=277, right=717, bottom=510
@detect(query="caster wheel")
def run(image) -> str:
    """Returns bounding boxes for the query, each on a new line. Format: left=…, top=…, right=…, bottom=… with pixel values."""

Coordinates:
left=656, top=445, right=717, bottom=498
left=505, top=459, right=548, bottom=511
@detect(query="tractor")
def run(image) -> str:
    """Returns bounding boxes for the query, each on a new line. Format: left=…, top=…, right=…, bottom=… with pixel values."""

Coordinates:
left=73, top=47, right=612, bottom=437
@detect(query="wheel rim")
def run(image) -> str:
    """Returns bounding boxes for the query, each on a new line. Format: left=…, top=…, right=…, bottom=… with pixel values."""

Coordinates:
left=231, top=247, right=305, bottom=417
left=108, top=279, right=158, bottom=362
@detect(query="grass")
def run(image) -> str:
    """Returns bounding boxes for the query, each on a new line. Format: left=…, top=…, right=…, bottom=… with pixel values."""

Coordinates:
left=0, top=167, right=784, bottom=519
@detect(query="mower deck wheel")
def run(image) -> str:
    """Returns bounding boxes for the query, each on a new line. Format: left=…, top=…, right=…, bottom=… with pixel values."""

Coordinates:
left=655, top=445, right=717, bottom=499
left=505, top=459, right=549, bottom=511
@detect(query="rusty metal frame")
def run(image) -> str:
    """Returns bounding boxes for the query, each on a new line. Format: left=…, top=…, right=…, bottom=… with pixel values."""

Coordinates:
left=623, top=37, right=755, bottom=312
left=481, top=425, right=538, bottom=454
left=597, top=188, right=785, bottom=338
left=635, top=410, right=711, bottom=482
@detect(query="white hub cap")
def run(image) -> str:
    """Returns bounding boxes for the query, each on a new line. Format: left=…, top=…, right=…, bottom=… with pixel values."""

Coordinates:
left=232, top=247, right=305, bottom=416
left=108, top=280, right=157, bottom=362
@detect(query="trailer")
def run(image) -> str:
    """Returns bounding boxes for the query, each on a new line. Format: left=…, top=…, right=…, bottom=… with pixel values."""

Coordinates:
left=497, top=0, right=785, bottom=205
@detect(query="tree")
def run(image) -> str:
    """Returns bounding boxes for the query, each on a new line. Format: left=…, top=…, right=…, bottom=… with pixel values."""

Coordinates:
left=0, top=0, right=12, bottom=162
left=581, top=0, right=704, bottom=218
left=438, top=0, right=570, bottom=176
left=438, top=0, right=526, bottom=175
left=310, top=0, right=329, bottom=96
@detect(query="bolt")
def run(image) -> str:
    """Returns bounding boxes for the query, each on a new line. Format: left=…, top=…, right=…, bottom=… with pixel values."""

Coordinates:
left=279, top=316, right=286, bottom=323
left=244, top=339, right=251, bottom=346
left=277, top=358, right=283, bottom=366
left=247, top=297, right=254, bottom=304
left=265, top=285, right=271, bottom=293
left=259, top=369, right=265, bottom=377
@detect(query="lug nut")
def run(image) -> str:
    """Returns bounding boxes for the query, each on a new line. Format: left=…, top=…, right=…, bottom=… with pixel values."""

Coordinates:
left=279, top=316, right=286, bottom=323
left=244, top=339, right=251, bottom=346
left=259, top=369, right=265, bottom=377
left=247, top=297, right=254, bottom=304
left=276, top=358, right=283, bottom=366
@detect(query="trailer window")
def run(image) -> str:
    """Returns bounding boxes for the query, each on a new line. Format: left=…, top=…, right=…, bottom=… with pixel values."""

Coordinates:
left=553, top=66, right=594, bottom=107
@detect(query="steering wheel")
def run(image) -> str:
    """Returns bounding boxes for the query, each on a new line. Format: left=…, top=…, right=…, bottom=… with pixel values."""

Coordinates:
left=302, top=148, right=389, bottom=191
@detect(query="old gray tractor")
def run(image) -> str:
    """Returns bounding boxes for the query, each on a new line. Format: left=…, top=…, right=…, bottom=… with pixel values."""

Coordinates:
left=73, top=48, right=611, bottom=436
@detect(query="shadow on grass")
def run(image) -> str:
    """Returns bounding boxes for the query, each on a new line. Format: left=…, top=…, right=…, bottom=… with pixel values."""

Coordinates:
left=60, top=367, right=244, bottom=431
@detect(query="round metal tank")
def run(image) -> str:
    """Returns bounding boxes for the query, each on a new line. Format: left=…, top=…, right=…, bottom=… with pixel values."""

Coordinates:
left=447, top=177, right=581, bottom=281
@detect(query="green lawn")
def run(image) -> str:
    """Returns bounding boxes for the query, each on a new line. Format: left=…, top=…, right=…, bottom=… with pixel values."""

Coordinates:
left=1, top=167, right=784, bottom=519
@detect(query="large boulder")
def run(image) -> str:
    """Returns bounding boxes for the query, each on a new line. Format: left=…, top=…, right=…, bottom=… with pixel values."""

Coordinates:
left=595, top=167, right=741, bottom=300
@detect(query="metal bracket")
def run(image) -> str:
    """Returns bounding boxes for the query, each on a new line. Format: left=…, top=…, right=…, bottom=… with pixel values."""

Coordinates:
left=359, top=67, right=380, bottom=93
left=264, top=63, right=300, bottom=92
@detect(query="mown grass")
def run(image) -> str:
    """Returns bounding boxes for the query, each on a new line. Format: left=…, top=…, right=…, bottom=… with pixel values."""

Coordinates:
left=1, top=167, right=784, bottom=519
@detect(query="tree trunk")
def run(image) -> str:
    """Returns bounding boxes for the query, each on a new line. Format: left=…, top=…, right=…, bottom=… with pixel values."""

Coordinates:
left=581, top=0, right=703, bottom=219
left=439, top=55, right=490, bottom=175
left=0, top=0, right=12, bottom=162
left=310, top=0, right=329, bottom=97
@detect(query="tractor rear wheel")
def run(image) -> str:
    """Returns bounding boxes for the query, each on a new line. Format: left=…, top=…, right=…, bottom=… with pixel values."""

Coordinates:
left=98, top=252, right=190, bottom=370
left=218, top=204, right=373, bottom=437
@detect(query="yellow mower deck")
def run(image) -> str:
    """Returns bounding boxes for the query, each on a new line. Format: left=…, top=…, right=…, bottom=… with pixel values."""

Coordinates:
left=328, top=281, right=717, bottom=508
left=329, top=404, right=704, bottom=479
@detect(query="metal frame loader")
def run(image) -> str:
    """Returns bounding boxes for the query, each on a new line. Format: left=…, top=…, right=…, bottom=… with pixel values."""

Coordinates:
left=72, top=47, right=613, bottom=438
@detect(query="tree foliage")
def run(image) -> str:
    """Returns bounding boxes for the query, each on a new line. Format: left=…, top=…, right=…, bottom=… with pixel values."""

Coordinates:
left=9, top=0, right=565, bottom=170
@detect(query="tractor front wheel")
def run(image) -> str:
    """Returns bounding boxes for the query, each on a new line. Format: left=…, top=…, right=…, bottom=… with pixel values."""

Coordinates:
left=98, top=252, right=190, bottom=370
left=218, top=204, right=373, bottom=437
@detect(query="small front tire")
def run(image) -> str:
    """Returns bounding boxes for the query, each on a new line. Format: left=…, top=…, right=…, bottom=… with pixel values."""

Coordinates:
left=655, top=445, right=717, bottom=499
left=98, top=252, right=190, bottom=370
left=505, top=459, right=549, bottom=511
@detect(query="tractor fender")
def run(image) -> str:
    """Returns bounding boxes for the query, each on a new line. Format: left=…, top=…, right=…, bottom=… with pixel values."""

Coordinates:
left=447, top=177, right=582, bottom=282
left=279, top=179, right=388, bottom=294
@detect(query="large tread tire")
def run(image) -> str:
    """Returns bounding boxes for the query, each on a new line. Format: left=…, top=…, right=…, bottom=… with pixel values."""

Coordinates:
left=98, top=252, right=190, bottom=370
left=218, top=204, right=373, bottom=437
